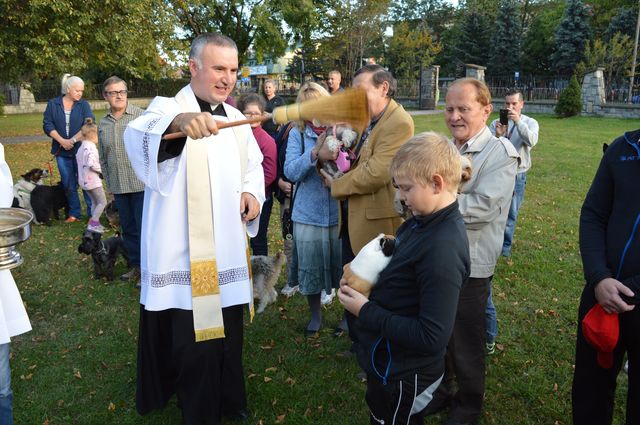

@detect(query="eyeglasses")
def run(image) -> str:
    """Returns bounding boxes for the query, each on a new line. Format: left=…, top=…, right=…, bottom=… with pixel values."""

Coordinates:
left=243, top=111, right=262, bottom=117
left=105, top=90, right=128, bottom=97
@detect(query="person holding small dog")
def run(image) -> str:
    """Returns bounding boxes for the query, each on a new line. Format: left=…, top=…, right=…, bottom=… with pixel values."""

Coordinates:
left=284, top=82, right=342, bottom=337
left=338, top=132, right=470, bottom=424
left=238, top=93, right=277, bottom=257
left=124, top=33, right=264, bottom=424
left=76, top=118, right=107, bottom=233
left=0, top=142, right=32, bottom=425
left=426, top=78, right=518, bottom=425
left=43, top=74, right=94, bottom=223
left=98, top=76, right=145, bottom=284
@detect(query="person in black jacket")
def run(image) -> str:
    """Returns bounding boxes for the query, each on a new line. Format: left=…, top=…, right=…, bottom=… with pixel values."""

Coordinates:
left=338, top=132, right=470, bottom=425
left=572, top=129, right=640, bottom=425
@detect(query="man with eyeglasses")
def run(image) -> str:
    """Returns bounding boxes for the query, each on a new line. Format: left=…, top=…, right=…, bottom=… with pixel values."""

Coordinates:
left=98, top=76, right=144, bottom=286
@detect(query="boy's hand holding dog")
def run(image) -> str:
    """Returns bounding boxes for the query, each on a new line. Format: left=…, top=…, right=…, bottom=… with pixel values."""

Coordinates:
left=338, top=278, right=369, bottom=317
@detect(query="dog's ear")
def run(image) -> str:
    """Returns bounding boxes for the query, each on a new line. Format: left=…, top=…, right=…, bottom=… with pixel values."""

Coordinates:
left=602, top=143, right=609, bottom=154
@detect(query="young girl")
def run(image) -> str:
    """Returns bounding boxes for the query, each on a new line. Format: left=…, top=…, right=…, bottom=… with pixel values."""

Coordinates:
left=76, top=118, right=107, bottom=233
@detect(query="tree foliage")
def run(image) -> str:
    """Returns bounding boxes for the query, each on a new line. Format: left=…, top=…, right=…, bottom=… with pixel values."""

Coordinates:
left=453, top=11, right=492, bottom=68
left=384, top=22, right=441, bottom=79
left=575, top=33, right=633, bottom=88
left=0, top=0, right=181, bottom=83
left=555, top=74, right=582, bottom=117
left=606, top=7, right=638, bottom=40
left=521, top=5, right=563, bottom=75
left=488, top=0, right=522, bottom=75
left=552, top=0, right=591, bottom=75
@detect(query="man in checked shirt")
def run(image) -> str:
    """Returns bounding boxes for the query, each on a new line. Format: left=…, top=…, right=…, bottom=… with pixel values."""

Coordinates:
left=98, top=76, right=145, bottom=286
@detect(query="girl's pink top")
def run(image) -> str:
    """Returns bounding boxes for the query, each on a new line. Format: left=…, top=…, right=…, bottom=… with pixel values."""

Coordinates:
left=76, top=141, right=103, bottom=190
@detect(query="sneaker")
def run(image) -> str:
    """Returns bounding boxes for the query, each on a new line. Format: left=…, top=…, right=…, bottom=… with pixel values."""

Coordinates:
left=486, top=341, right=496, bottom=355
left=321, top=288, right=336, bottom=306
left=87, top=223, right=106, bottom=233
left=280, top=284, right=299, bottom=297
left=121, top=267, right=141, bottom=282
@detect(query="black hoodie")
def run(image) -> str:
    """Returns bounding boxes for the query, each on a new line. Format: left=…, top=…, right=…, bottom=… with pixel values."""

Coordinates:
left=353, top=201, right=470, bottom=381
left=579, top=129, right=640, bottom=302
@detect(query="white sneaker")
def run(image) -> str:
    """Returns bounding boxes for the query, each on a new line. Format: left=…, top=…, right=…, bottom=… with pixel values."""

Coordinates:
left=280, top=284, right=299, bottom=297
left=321, top=288, right=336, bottom=306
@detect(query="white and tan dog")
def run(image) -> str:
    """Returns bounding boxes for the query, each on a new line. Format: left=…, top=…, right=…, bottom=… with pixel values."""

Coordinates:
left=251, top=252, right=286, bottom=313
left=342, top=233, right=396, bottom=297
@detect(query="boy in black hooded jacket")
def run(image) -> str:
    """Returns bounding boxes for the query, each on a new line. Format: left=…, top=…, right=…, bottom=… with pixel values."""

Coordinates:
left=339, top=132, right=470, bottom=424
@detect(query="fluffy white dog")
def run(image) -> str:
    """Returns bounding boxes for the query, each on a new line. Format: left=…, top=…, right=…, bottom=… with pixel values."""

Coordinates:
left=342, top=233, right=396, bottom=296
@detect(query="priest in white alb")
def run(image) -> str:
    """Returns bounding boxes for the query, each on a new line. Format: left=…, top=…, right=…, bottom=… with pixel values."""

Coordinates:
left=124, top=33, right=264, bottom=424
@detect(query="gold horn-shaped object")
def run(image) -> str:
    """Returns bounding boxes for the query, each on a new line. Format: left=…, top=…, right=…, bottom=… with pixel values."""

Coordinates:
left=272, top=87, right=370, bottom=133
left=162, top=87, right=370, bottom=141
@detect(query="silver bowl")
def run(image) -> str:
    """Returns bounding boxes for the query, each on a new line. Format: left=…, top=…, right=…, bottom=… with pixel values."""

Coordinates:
left=0, top=208, right=33, bottom=270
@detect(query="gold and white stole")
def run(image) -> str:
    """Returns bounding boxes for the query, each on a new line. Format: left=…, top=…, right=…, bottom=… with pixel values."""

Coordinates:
left=183, top=106, right=254, bottom=342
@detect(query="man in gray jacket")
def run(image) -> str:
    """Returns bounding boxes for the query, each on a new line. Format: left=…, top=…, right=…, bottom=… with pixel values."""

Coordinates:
left=426, top=78, right=518, bottom=425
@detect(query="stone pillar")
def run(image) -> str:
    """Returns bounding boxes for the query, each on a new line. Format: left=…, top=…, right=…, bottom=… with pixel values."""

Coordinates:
left=420, top=65, right=440, bottom=109
left=465, top=64, right=486, bottom=82
left=581, top=67, right=606, bottom=114
left=18, top=84, right=36, bottom=109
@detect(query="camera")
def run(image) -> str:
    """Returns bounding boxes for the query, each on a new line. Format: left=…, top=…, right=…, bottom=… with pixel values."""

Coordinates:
left=499, top=109, right=509, bottom=126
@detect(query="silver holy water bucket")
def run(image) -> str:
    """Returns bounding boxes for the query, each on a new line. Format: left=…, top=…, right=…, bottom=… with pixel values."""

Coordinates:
left=0, top=208, right=33, bottom=270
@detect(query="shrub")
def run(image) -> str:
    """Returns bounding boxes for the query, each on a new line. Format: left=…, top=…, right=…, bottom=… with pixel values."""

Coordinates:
left=555, top=74, right=582, bottom=117
left=0, top=93, right=4, bottom=116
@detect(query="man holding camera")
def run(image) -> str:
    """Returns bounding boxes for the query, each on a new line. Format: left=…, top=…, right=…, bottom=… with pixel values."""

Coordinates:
left=489, top=88, right=539, bottom=258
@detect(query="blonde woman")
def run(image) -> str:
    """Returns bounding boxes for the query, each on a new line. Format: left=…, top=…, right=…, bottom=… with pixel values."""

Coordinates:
left=283, top=82, right=341, bottom=337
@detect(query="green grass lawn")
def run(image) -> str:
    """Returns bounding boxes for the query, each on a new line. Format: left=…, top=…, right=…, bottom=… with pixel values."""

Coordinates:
left=1, top=113, right=636, bottom=424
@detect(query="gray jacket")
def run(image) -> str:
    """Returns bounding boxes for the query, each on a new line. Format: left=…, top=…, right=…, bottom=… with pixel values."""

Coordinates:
left=457, top=127, right=519, bottom=278
left=489, top=113, right=539, bottom=173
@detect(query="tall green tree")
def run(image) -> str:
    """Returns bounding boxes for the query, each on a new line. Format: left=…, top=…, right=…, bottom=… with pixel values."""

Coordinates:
left=170, top=0, right=325, bottom=64
left=384, top=21, right=441, bottom=79
left=521, top=6, right=563, bottom=75
left=606, top=7, right=638, bottom=40
left=574, top=33, right=633, bottom=87
left=0, top=0, right=180, bottom=83
left=387, top=0, right=456, bottom=39
left=488, top=0, right=522, bottom=76
left=453, top=11, right=492, bottom=68
left=552, top=0, right=591, bottom=75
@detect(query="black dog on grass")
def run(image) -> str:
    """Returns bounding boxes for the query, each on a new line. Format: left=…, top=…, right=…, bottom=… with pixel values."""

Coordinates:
left=78, top=230, right=129, bottom=281
left=30, top=182, right=69, bottom=225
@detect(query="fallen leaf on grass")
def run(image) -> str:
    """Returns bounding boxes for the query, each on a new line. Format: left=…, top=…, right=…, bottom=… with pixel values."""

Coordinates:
left=275, top=414, right=286, bottom=423
left=20, top=373, right=33, bottom=380
left=57, top=400, right=64, bottom=407
left=108, top=401, right=116, bottom=411
left=285, top=377, right=295, bottom=386
left=74, top=369, right=82, bottom=379
left=553, top=383, right=558, bottom=391
left=263, top=377, right=272, bottom=383
left=265, top=367, right=277, bottom=373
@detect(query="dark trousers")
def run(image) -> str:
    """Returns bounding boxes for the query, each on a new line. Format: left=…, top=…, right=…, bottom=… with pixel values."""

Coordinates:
left=114, top=191, right=144, bottom=267
left=136, top=305, right=246, bottom=425
left=366, top=370, right=444, bottom=425
left=250, top=196, right=273, bottom=256
left=572, top=286, right=640, bottom=425
left=431, top=276, right=490, bottom=423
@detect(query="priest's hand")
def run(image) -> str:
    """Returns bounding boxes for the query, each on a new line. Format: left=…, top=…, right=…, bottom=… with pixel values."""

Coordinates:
left=173, top=112, right=219, bottom=139
left=240, top=192, right=260, bottom=223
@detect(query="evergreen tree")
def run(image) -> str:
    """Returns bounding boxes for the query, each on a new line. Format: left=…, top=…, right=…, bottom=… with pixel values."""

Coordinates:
left=454, top=11, right=492, bottom=67
left=555, top=74, right=582, bottom=117
left=552, top=0, right=591, bottom=75
left=488, top=0, right=522, bottom=76
left=607, top=7, right=637, bottom=40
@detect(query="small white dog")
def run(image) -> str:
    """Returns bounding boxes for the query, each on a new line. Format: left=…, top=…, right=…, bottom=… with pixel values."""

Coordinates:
left=342, top=233, right=396, bottom=296
left=251, top=252, right=286, bottom=313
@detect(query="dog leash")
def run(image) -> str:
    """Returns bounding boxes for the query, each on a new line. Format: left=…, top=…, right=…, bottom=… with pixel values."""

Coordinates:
left=44, top=158, right=55, bottom=184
